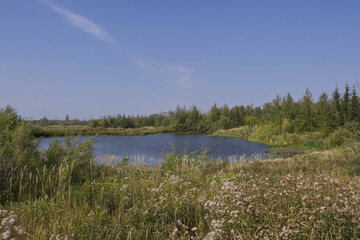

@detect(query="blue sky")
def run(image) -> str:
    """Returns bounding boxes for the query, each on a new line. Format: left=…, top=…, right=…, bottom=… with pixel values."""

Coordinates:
left=1, top=1, right=360, bottom=119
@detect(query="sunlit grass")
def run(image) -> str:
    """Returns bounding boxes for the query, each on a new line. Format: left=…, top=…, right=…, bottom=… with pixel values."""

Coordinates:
left=2, top=142, right=360, bottom=239
left=32, top=125, right=171, bottom=137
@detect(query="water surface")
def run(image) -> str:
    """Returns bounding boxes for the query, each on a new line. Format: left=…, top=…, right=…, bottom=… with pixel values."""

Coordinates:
left=39, top=134, right=271, bottom=166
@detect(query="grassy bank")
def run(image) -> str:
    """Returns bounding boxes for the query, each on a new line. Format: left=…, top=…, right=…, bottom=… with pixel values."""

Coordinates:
left=2, top=140, right=360, bottom=239
left=210, top=124, right=359, bottom=156
left=211, top=125, right=324, bottom=146
left=31, top=125, right=172, bottom=137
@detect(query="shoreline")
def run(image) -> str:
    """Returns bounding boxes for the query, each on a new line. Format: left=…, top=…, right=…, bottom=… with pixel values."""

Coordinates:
left=33, top=125, right=326, bottom=157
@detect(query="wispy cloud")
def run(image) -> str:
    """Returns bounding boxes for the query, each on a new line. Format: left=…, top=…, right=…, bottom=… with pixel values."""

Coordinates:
left=178, top=76, right=194, bottom=88
left=134, top=58, right=194, bottom=88
left=43, top=0, right=117, bottom=47
left=134, top=59, right=159, bottom=73
left=168, top=65, right=193, bottom=74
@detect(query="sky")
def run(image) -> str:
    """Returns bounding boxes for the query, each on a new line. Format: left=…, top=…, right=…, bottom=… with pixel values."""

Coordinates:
left=1, top=0, right=360, bottom=120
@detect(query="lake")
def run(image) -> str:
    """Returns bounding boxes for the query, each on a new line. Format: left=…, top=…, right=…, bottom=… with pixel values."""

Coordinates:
left=39, top=134, right=271, bottom=166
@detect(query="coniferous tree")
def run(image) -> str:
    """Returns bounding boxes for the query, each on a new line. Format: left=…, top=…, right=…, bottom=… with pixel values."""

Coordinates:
left=188, top=105, right=201, bottom=132
left=262, top=102, right=273, bottom=122
left=281, top=93, right=296, bottom=120
left=271, top=95, right=283, bottom=134
left=208, top=104, right=220, bottom=122
left=315, top=92, right=332, bottom=134
left=208, top=103, right=221, bottom=130
left=172, top=106, right=187, bottom=132
left=350, top=85, right=360, bottom=122
left=332, top=86, right=342, bottom=126
left=298, top=89, right=315, bottom=132
left=229, top=106, right=244, bottom=128
left=341, top=84, right=351, bottom=123
left=219, top=104, right=231, bottom=130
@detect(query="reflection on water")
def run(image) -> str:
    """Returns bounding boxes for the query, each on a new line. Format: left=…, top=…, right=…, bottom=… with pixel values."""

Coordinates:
left=39, top=134, right=271, bottom=166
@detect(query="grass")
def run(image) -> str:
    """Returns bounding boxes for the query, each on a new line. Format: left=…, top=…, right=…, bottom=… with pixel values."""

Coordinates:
left=1, top=140, right=360, bottom=239
left=212, top=125, right=325, bottom=146
left=32, top=125, right=172, bottom=137
left=211, top=125, right=330, bottom=156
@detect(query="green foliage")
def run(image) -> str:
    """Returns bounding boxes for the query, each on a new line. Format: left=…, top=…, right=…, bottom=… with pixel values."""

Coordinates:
left=328, top=128, right=352, bottom=147
left=162, top=147, right=208, bottom=173
left=29, top=83, right=359, bottom=140
left=0, top=107, right=95, bottom=204
left=219, top=104, right=231, bottom=130
left=281, top=93, right=296, bottom=120
left=350, top=86, right=360, bottom=122
left=43, top=137, right=94, bottom=184
left=119, top=157, right=131, bottom=167
left=0, top=106, right=40, bottom=170
left=281, top=118, right=295, bottom=133
left=342, top=83, right=351, bottom=121
left=301, top=139, right=325, bottom=149
left=332, top=86, right=342, bottom=126
left=297, top=89, right=315, bottom=132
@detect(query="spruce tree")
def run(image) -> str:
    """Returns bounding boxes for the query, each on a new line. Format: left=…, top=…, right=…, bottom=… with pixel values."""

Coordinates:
left=188, top=105, right=201, bottom=132
left=219, top=104, right=231, bottom=130
left=271, top=95, right=283, bottom=134
left=350, top=85, right=360, bottom=121
left=341, top=84, right=351, bottom=122
left=229, top=106, right=243, bottom=128
left=298, top=89, right=315, bottom=132
left=331, top=86, right=342, bottom=126
left=281, top=93, right=295, bottom=120
left=315, top=92, right=332, bottom=134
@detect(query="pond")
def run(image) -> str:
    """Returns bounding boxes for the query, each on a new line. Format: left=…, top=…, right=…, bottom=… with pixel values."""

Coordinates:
left=39, top=134, right=271, bottom=166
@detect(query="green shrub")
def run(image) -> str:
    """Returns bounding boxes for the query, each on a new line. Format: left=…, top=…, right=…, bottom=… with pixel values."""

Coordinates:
left=43, top=137, right=94, bottom=185
left=328, top=128, right=352, bottom=147
left=0, top=106, right=41, bottom=170
left=0, top=106, right=95, bottom=203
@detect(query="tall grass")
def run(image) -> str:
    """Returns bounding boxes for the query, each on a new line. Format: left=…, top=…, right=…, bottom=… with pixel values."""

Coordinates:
left=0, top=142, right=359, bottom=239
left=211, top=125, right=326, bottom=147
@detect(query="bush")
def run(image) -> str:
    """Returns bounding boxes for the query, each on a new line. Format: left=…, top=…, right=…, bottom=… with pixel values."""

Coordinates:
left=0, top=106, right=95, bottom=203
left=328, top=128, right=352, bottom=147
left=0, top=106, right=41, bottom=170
left=43, top=137, right=94, bottom=185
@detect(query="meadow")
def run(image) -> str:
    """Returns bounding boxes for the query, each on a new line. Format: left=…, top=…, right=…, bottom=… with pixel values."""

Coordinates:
left=1, top=139, right=360, bottom=239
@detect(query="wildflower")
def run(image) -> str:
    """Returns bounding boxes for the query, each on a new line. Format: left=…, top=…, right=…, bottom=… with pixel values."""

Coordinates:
left=171, top=227, right=178, bottom=236
left=0, top=230, right=12, bottom=240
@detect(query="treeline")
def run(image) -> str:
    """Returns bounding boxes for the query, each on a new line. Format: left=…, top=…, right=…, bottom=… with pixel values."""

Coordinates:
left=32, top=116, right=88, bottom=127
left=30, top=83, right=360, bottom=135
left=88, top=83, right=359, bottom=135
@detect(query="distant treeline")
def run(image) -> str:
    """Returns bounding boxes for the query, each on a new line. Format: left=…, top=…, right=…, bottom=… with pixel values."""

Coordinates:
left=32, top=116, right=88, bottom=127
left=32, top=83, right=360, bottom=135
